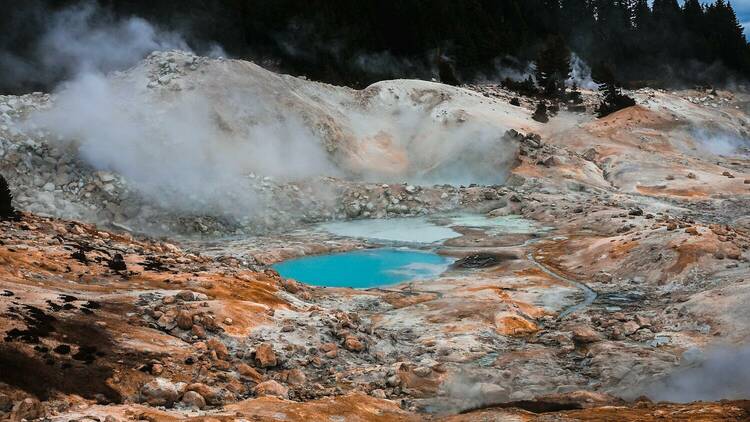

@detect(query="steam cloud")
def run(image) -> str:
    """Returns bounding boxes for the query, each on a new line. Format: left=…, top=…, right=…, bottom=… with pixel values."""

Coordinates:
left=567, top=53, right=598, bottom=90
left=37, top=3, right=188, bottom=75
left=489, top=53, right=597, bottom=91
left=691, top=127, right=750, bottom=157
left=30, top=70, right=340, bottom=218
left=645, top=344, right=750, bottom=402
left=0, top=2, right=226, bottom=90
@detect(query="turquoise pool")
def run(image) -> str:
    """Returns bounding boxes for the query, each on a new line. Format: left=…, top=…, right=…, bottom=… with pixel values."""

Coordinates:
left=272, top=248, right=452, bottom=288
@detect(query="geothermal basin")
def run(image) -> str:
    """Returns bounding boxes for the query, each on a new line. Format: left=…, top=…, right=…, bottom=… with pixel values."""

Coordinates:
left=273, top=213, right=542, bottom=288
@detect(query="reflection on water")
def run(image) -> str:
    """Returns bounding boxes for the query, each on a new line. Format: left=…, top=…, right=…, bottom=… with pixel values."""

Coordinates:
left=319, top=213, right=541, bottom=244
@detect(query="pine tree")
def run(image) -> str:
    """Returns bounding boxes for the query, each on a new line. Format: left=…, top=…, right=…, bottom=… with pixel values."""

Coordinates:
left=632, top=0, right=652, bottom=29
left=532, top=101, right=550, bottom=123
left=436, top=50, right=461, bottom=86
left=0, top=174, right=18, bottom=221
left=534, top=35, right=572, bottom=98
left=592, top=61, right=635, bottom=117
left=568, top=82, right=585, bottom=110
left=706, top=0, right=750, bottom=72
left=682, top=0, right=704, bottom=31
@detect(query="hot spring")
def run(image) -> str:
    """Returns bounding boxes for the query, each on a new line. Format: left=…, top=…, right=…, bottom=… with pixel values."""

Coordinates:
left=272, top=248, right=452, bottom=288
left=273, top=213, right=540, bottom=288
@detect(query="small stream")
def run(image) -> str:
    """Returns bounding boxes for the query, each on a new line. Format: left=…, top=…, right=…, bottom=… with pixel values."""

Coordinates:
left=526, top=249, right=597, bottom=318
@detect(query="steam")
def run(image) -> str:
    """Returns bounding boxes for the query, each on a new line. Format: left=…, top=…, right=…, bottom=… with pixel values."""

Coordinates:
left=427, top=372, right=510, bottom=414
left=490, top=53, right=597, bottom=90
left=490, top=56, right=535, bottom=82
left=0, top=2, right=196, bottom=90
left=39, top=3, right=188, bottom=74
left=567, top=53, right=598, bottom=90
left=30, top=70, right=339, bottom=218
left=645, top=344, right=750, bottom=402
left=691, top=127, right=750, bottom=157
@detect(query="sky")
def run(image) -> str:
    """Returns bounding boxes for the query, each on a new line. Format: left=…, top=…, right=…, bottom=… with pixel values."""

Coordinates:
left=651, top=0, right=750, bottom=36
left=728, top=0, right=750, bottom=35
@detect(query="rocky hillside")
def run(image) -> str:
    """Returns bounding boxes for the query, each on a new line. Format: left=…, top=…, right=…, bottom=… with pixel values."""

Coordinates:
left=2, top=51, right=750, bottom=421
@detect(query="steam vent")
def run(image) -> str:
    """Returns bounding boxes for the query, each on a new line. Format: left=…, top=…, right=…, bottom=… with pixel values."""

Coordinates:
left=1, top=1, right=750, bottom=421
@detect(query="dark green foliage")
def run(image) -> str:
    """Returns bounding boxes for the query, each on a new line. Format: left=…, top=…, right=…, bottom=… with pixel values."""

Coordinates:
left=567, top=83, right=586, bottom=112
left=107, top=253, right=127, bottom=272
left=532, top=101, right=550, bottom=123
left=568, top=83, right=583, bottom=105
left=0, top=174, right=18, bottom=221
left=592, top=62, right=636, bottom=117
left=502, top=77, right=539, bottom=97
left=534, top=36, right=572, bottom=98
left=437, top=54, right=461, bottom=86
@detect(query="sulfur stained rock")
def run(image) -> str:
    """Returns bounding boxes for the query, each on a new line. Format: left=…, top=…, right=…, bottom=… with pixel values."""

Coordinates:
left=255, top=343, right=278, bottom=367
left=207, top=338, right=230, bottom=360
left=237, top=363, right=265, bottom=383
left=572, top=326, right=602, bottom=345
left=140, top=378, right=180, bottom=407
left=180, top=391, right=206, bottom=409
left=191, top=324, right=206, bottom=338
left=285, top=368, right=307, bottom=385
left=622, top=320, right=641, bottom=336
left=176, top=310, right=193, bottom=330
left=186, top=383, right=223, bottom=405
left=0, top=393, right=12, bottom=413
left=494, top=312, right=538, bottom=336
left=253, top=380, right=289, bottom=399
left=320, top=342, right=338, bottom=358
left=10, top=398, right=43, bottom=421
left=344, top=335, right=365, bottom=352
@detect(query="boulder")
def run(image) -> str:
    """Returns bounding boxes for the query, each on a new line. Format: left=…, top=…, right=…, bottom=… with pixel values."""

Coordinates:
left=592, top=271, right=613, bottom=283
left=180, top=391, right=206, bottom=409
left=343, top=335, right=365, bottom=352
left=10, top=398, right=43, bottom=421
left=412, top=366, right=432, bottom=377
left=582, top=148, right=598, bottom=162
left=320, top=342, right=338, bottom=358
left=186, top=383, right=223, bottom=405
left=140, top=378, right=180, bottom=407
left=253, top=380, right=289, bottom=399
left=207, top=338, right=230, bottom=360
left=191, top=324, right=207, bottom=338
left=477, top=383, right=509, bottom=402
left=572, top=326, right=601, bottom=345
left=176, top=310, right=193, bottom=330
left=494, top=312, right=538, bottom=336
left=255, top=343, right=278, bottom=367
left=237, top=363, right=265, bottom=383
left=176, top=290, right=209, bottom=301
left=622, top=320, right=641, bottom=336
left=0, top=393, right=12, bottom=413
left=285, top=368, right=307, bottom=385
